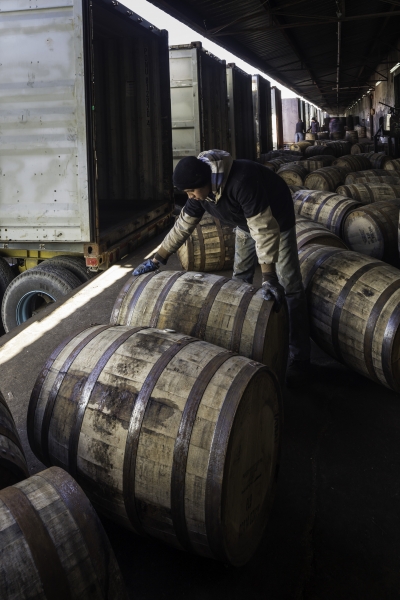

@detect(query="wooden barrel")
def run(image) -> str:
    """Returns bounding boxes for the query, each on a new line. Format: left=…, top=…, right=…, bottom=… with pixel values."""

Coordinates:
left=176, top=214, right=235, bottom=272
left=295, top=215, right=348, bottom=250
left=333, top=155, right=372, bottom=171
left=345, top=130, right=358, bottom=144
left=0, top=390, right=28, bottom=489
left=110, top=270, right=288, bottom=382
left=343, top=169, right=395, bottom=183
left=290, top=141, right=311, bottom=153
left=331, top=132, right=343, bottom=140
left=277, top=164, right=308, bottom=186
left=27, top=326, right=282, bottom=566
left=344, top=174, right=400, bottom=186
left=0, top=467, right=127, bottom=599
left=368, top=153, right=392, bottom=169
left=354, top=125, right=367, bottom=138
left=299, top=245, right=400, bottom=392
left=342, top=200, right=400, bottom=265
left=326, top=141, right=352, bottom=157
left=314, top=140, right=330, bottom=146
left=350, top=142, right=375, bottom=155
left=305, top=145, right=334, bottom=157
left=292, top=189, right=360, bottom=236
left=336, top=183, right=400, bottom=204
left=317, top=131, right=329, bottom=139
left=293, top=156, right=336, bottom=171
left=304, top=166, right=349, bottom=191
left=263, top=157, right=298, bottom=171
left=384, top=159, right=400, bottom=172
left=305, top=133, right=315, bottom=142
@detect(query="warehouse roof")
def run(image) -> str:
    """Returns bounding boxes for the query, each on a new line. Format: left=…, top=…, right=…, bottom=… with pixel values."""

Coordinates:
left=148, top=0, right=400, bottom=113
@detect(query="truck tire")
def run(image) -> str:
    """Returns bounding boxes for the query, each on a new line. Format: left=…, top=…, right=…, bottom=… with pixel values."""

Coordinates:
left=0, top=257, right=15, bottom=304
left=41, top=256, right=95, bottom=283
left=1, top=267, right=81, bottom=332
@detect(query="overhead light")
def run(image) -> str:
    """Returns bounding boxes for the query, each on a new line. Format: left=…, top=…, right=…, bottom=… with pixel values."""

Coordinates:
left=390, top=62, right=400, bottom=73
left=376, top=80, right=382, bottom=86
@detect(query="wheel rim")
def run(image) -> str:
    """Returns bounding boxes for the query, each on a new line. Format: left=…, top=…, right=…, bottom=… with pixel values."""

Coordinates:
left=16, top=291, right=56, bottom=325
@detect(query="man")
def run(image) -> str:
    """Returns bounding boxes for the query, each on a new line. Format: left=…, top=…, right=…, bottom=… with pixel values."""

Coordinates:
left=310, top=117, right=319, bottom=134
left=294, top=118, right=305, bottom=142
left=133, top=150, right=310, bottom=387
left=329, top=117, right=343, bottom=139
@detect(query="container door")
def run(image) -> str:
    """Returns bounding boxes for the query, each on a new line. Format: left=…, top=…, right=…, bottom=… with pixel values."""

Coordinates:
left=169, top=47, right=201, bottom=169
left=0, top=0, right=90, bottom=244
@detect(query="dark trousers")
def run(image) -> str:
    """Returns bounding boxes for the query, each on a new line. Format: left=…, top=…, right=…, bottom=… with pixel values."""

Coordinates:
left=232, top=226, right=311, bottom=362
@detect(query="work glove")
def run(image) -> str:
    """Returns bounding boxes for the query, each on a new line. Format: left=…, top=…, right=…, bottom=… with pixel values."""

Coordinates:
left=261, top=272, right=285, bottom=312
left=132, top=258, right=159, bottom=276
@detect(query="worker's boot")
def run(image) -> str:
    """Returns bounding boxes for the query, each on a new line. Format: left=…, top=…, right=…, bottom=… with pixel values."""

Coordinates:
left=286, top=358, right=310, bottom=389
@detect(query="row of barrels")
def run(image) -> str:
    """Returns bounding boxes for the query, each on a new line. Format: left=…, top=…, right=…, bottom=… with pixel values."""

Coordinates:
left=292, top=189, right=400, bottom=266
left=277, top=156, right=400, bottom=191
left=0, top=272, right=289, bottom=586
left=293, top=216, right=400, bottom=393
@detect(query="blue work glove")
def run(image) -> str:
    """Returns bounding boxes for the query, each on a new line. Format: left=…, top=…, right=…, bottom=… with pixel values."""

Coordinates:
left=262, top=272, right=285, bottom=312
left=132, top=258, right=159, bottom=276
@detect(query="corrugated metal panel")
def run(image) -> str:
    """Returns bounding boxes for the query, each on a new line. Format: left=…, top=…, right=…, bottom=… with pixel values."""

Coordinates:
left=149, top=0, right=400, bottom=112
left=0, top=0, right=90, bottom=243
left=226, top=64, right=255, bottom=159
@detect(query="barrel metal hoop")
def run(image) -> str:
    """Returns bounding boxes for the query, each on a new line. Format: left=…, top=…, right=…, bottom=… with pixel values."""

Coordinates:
left=381, top=303, right=400, bottom=392
left=0, top=424, right=24, bottom=456
left=38, top=468, right=113, bottom=598
left=125, top=271, right=158, bottom=326
left=68, top=327, right=146, bottom=478
left=326, top=198, right=348, bottom=235
left=204, top=362, right=266, bottom=563
left=302, top=247, right=344, bottom=291
left=27, top=325, right=94, bottom=461
left=191, top=277, right=229, bottom=339
left=149, top=272, right=185, bottom=328
left=196, top=223, right=206, bottom=272
left=230, top=287, right=259, bottom=353
left=331, top=263, right=382, bottom=362
left=0, top=485, right=72, bottom=600
left=213, top=218, right=227, bottom=271
left=363, top=279, right=400, bottom=383
left=170, top=350, right=234, bottom=552
left=110, top=277, right=136, bottom=325
left=365, top=184, right=376, bottom=204
left=40, top=325, right=112, bottom=467
left=123, top=336, right=198, bottom=536
left=251, top=297, right=275, bottom=364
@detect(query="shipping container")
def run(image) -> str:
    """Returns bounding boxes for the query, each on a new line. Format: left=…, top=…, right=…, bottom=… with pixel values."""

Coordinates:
left=252, top=75, right=273, bottom=158
left=169, top=42, right=230, bottom=168
left=271, top=87, right=284, bottom=149
left=226, top=64, right=255, bottom=160
left=282, top=98, right=301, bottom=144
left=0, top=0, right=173, bottom=326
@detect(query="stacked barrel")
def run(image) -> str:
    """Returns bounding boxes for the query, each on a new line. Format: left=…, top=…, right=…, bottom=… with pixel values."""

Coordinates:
left=22, top=231, right=289, bottom=568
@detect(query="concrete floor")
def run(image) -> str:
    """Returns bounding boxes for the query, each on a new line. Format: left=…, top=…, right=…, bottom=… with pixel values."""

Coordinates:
left=0, top=233, right=399, bottom=600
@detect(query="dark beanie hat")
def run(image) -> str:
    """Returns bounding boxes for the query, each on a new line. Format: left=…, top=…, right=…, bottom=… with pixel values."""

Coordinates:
left=173, top=156, right=211, bottom=190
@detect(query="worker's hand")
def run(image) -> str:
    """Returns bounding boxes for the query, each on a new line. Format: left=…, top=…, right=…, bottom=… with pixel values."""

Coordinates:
left=261, top=273, right=285, bottom=312
left=132, top=258, right=159, bottom=276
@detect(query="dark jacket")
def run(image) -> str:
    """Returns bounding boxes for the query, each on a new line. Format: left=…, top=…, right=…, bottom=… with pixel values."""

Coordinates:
left=310, top=120, right=319, bottom=133
left=295, top=120, right=305, bottom=133
left=157, top=157, right=295, bottom=265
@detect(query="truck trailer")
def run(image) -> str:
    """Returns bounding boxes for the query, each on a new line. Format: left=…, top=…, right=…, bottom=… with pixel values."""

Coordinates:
left=0, top=0, right=173, bottom=330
